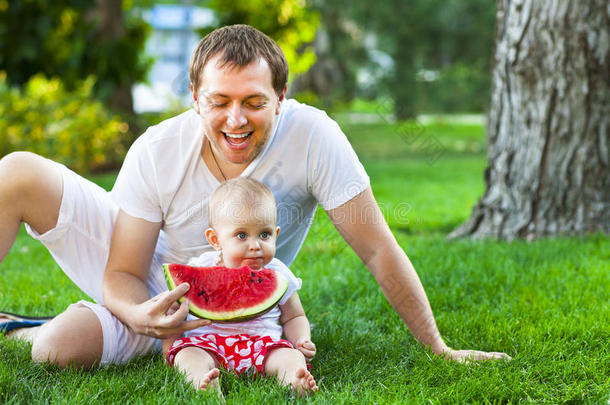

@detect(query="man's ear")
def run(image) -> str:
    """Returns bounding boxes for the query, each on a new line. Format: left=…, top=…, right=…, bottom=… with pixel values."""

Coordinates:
left=275, top=87, right=287, bottom=115
left=275, top=226, right=280, bottom=238
left=191, top=83, right=200, bottom=114
left=205, top=228, right=220, bottom=250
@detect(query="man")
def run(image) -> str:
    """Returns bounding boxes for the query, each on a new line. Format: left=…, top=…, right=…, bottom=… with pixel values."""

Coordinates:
left=0, top=25, right=510, bottom=368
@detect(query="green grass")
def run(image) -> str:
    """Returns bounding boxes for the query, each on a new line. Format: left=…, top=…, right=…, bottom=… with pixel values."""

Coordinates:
left=1, top=116, right=609, bottom=404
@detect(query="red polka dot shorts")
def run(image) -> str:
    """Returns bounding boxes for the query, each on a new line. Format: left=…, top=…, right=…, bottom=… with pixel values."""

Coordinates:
left=166, top=333, right=293, bottom=375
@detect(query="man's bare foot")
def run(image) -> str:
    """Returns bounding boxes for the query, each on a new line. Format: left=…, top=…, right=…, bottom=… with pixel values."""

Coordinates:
left=291, top=367, right=318, bottom=395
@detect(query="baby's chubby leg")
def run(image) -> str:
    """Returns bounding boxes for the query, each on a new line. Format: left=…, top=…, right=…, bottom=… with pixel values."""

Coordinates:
left=173, top=346, right=222, bottom=394
left=264, top=347, right=318, bottom=395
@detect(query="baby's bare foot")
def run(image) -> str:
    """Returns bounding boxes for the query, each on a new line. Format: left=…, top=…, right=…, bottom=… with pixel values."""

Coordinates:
left=199, top=367, right=220, bottom=391
left=291, top=367, right=318, bottom=395
left=198, top=368, right=224, bottom=401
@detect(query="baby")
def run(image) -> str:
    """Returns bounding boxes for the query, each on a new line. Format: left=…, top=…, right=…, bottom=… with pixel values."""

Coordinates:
left=164, top=177, right=318, bottom=396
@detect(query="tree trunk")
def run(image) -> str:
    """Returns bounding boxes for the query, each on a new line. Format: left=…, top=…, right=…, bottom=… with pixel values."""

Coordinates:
left=450, top=0, right=609, bottom=240
left=91, top=0, right=135, bottom=116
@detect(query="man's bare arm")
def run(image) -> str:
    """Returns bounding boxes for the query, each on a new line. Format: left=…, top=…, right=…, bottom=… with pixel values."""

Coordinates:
left=327, top=187, right=510, bottom=362
left=103, top=210, right=210, bottom=338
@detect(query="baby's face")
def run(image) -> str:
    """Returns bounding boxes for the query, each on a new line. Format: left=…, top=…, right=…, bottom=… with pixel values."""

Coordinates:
left=211, top=203, right=279, bottom=270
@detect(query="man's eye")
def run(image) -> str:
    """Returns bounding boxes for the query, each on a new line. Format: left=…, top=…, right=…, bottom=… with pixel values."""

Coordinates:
left=248, top=102, right=265, bottom=109
left=236, top=232, right=247, bottom=240
left=260, top=231, right=270, bottom=239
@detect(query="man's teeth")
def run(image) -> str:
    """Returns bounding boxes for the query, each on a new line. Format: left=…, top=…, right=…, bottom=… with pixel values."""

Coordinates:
left=224, top=132, right=251, bottom=139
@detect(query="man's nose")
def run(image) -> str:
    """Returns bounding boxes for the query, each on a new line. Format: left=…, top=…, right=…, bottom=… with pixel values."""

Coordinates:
left=226, top=103, right=247, bottom=128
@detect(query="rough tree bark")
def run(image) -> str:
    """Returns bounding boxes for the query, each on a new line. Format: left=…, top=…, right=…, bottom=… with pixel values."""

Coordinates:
left=450, top=0, right=609, bottom=240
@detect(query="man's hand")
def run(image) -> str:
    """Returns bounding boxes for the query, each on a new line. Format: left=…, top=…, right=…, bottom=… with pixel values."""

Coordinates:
left=130, top=283, right=211, bottom=339
left=295, top=337, right=316, bottom=363
left=443, top=348, right=512, bottom=364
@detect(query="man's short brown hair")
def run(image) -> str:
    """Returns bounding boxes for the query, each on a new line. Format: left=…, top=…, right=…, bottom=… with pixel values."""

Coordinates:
left=190, top=24, right=288, bottom=96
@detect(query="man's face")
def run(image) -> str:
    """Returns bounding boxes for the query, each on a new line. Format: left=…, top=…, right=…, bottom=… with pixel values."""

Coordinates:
left=193, top=55, right=285, bottom=166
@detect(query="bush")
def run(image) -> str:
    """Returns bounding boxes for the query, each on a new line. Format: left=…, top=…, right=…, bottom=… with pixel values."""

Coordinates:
left=0, top=72, right=129, bottom=173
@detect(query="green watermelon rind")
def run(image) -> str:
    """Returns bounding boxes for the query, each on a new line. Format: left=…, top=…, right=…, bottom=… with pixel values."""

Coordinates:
left=163, top=263, right=289, bottom=323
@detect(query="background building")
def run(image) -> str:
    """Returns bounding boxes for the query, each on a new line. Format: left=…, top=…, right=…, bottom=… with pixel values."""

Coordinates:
left=133, top=4, right=213, bottom=113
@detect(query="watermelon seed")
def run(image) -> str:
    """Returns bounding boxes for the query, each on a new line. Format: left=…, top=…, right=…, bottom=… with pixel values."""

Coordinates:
left=197, top=290, right=205, bottom=297
left=251, top=272, right=256, bottom=277
left=258, top=278, right=262, bottom=283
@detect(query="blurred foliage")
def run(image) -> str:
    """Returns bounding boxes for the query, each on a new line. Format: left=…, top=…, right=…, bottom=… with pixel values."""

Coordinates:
left=289, top=1, right=368, bottom=110
left=0, top=72, right=129, bottom=173
left=418, top=63, right=492, bottom=113
left=198, top=0, right=319, bottom=81
left=0, top=0, right=151, bottom=114
left=306, top=0, right=495, bottom=117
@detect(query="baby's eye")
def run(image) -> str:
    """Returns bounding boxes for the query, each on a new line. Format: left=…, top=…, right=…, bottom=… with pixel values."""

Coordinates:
left=260, top=231, right=271, bottom=240
left=236, top=232, right=247, bottom=240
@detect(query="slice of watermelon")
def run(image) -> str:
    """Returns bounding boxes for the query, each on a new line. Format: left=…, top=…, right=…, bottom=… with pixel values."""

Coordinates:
left=163, top=263, right=288, bottom=322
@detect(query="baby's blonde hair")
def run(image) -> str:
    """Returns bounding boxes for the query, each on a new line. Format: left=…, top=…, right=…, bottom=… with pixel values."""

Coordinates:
left=208, top=177, right=277, bottom=228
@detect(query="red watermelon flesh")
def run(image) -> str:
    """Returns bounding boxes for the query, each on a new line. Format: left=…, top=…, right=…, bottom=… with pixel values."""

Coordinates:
left=164, top=263, right=288, bottom=322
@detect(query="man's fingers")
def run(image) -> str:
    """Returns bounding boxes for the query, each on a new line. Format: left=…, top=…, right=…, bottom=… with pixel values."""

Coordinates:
left=180, top=318, right=212, bottom=332
left=156, top=283, right=190, bottom=312
left=165, top=302, right=181, bottom=316
left=449, top=349, right=512, bottom=363
left=488, top=351, right=512, bottom=361
left=149, top=318, right=211, bottom=339
left=472, top=350, right=511, bottom=361
left=158, top=298, right=190, bottom=328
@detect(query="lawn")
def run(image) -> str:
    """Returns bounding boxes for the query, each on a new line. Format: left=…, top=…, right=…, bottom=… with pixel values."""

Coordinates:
left=1, top=114, right=608, bottom=404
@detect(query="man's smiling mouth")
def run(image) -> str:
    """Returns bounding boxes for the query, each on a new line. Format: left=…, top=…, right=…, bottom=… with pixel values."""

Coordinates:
left=223, top=132, right=253, bottom=145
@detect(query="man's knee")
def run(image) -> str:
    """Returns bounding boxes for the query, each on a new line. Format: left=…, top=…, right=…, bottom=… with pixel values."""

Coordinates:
left=0, top=151, right=59, bottom=193
left=0, top=151, right=63, bottom=232
left=31, top=306, right=103, bottom=369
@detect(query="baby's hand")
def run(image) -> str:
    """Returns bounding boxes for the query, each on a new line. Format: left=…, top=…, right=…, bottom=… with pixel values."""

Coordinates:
left=295, top=337, right=316, bottom=363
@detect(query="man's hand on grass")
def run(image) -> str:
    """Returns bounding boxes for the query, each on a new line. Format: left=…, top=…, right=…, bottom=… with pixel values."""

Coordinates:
left=443, top=348, right=512, bottom=364
left=131, top=283, right=210, bottom=339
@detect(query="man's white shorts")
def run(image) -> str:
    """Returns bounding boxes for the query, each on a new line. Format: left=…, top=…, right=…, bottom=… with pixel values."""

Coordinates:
left=24, top=160, right=163, bottom=365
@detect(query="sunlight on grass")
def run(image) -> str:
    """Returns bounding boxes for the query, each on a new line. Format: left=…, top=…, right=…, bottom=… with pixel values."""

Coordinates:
left=1, top=118, right=608, bottom=403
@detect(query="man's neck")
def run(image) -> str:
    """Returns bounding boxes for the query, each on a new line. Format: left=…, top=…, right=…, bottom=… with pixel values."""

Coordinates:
left=201, top=140, right=247, bottom=181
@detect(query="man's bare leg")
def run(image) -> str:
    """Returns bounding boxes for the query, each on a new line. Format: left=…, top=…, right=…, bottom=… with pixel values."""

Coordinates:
left=0, top=152, right=105, bottom=369
left=31, top=306, right=104, bottom=368
left=264, top=348, right=318, bottom=395
left=0, top=152, right=63, bottom=262
left=1, top=306, right=104, bottom=369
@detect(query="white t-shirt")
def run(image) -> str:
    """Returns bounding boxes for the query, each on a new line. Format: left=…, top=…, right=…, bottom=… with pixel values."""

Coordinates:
left=181, top=251, right=301, bottom=339
left=111, top=99, right=370, bottom=295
